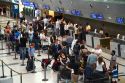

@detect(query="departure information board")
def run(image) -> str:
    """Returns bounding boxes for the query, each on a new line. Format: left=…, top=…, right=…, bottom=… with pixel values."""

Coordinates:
left=116, top=17, right=125, bottom=24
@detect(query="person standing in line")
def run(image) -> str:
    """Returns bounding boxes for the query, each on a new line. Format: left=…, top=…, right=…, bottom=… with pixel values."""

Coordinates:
left=55, top=19, right=61, bottom=37
left=28, top=43, right=36, bottom=73
left=28, top=28, right=34, bottom=44
left=87, top=49, right=97, bottom=65
left=60, top=21, right=65, bottom=41
left=19, top=33, right=27, bottom=66
left=110, top=50, right=117, bottom=65
left=74, top=24, right=79, bottom=39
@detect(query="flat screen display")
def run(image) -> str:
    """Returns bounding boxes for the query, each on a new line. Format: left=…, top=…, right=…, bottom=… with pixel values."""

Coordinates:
left=90, top=12, right=104, bottom=20
left=71, top=10, right=81, bottom=16
left=116, top=17, right=125, bottom=24
left=96, top=13, right=104, bottom=20
left=90, top=13, right=97, bottom=19
left=75, top=10, right=81, bottom=16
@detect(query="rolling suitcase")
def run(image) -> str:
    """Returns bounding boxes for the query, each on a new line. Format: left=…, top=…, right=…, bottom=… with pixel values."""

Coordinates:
left=41, top=59, right=51, bottom=69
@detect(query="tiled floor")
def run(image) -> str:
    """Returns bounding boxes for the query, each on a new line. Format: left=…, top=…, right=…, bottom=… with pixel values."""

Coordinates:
left=0, top=16, right=125, bottom=83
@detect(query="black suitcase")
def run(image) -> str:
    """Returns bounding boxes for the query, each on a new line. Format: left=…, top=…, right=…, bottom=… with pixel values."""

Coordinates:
left=26, top=59, right=34, bottom=71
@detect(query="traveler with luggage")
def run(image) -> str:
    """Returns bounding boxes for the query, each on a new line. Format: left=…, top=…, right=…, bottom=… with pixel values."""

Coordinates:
left=26, top=43, right=36, bottom=72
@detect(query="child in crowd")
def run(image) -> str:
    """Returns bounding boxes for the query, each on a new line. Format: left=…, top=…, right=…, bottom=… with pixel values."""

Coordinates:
left=112, top=65, right=118, bottom=83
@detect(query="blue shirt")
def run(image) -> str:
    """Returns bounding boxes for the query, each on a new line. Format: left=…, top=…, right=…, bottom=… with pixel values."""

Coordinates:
left=28, top=47, right=35, bottom=56
left=14, top=31, right=21, bottom=40
left=87, top=53, right=97, bottom=65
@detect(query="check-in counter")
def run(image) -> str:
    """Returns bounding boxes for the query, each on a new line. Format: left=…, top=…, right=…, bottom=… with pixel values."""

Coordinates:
left=110, top=39, right=125, bottom=58
left=93, top=37, right=111, bottom=49
left=86, top=32, right=111, bottom=49
left=110, top=39, right=120, bottom=57
left=86, top=33, right=94, bottom=47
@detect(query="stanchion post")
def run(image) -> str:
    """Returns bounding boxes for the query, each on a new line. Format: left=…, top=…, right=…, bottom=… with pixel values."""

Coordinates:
left=20, top=73, right=22, bottom=83
left=10, top=69, right=13, bottom=77
left=42, top=63, right=48, bottom=81
left=8, top=42, right=11, bottom=55
left=0, top=60, right=6, bottom=78
left=0, top=39, right=4, bottom=50
left=13, top=51, right=18, bottom=59
left=57, top=72, right=59, bottom=83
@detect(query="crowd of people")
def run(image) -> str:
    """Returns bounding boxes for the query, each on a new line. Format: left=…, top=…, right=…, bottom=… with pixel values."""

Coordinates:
left=0, top=13, right=119, bottom=83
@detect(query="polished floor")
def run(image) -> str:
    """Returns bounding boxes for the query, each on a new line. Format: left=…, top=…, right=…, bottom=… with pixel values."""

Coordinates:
left=0, top=16, right=125, bottom=83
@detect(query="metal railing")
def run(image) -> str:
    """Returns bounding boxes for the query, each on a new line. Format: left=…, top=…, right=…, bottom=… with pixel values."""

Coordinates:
left=0, top=59, right=23, bottom=83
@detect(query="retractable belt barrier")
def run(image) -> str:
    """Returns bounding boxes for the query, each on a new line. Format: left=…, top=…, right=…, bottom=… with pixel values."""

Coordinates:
left=34, top=58, right=52, bottom=81
left=0, top=59, right=23, bottom=83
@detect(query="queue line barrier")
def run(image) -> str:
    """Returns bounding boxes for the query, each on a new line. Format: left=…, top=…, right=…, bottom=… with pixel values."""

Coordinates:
left=0, top=59, right=23, bottom=83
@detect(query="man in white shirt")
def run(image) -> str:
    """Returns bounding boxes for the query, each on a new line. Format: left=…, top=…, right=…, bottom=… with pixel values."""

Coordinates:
left=43, top=17, right=49, bottom=27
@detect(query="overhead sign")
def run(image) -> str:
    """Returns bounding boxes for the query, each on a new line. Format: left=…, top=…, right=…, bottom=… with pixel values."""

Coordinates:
left=71, top=9, right=81, bottom=16
left=56, top=7, right=64, bottom=13
left=12, top=0, right=19, bottom=3
left=90, top=12, right=104, bottom=20
left=116, top=17, right=125, bottom=24
left=22, top=2, right=35, bottom=8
